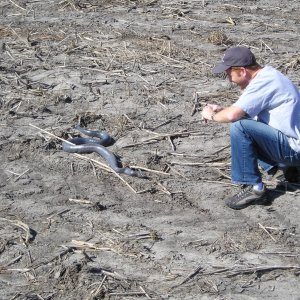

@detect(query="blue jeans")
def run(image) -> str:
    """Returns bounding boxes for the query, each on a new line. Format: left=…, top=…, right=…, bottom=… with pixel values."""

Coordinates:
left=230, top=119, right=300, bottom=185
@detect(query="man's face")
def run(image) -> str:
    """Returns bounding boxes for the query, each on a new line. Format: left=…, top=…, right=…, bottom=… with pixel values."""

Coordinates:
left=226, top=67, right=248, bottom=89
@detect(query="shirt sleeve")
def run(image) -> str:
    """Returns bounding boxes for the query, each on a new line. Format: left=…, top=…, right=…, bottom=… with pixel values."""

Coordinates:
left=233, top=77, right=271, bottom=118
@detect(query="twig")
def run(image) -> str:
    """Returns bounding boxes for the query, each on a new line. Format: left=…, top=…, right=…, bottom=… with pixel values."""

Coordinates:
left=156, top=181, right=172, bottom=195
left=172, top=264, right=203, bottom=288
left=85, top=275, right=107, bottom=300
left=29, top=124, right=73, bottom=145
left=14, top=169, right=30, bottom=182
left=158, top=101, right=168, bottom=109
left=108, top=168, right=138, bottom=193
left=0, top=218, right=33, bottom=245
left=256, top=251, right=299, bottom=257
left=66, top=153, right=73, bottom=171
left=36, top=294, right=45, bottom=300
left=136, top=188, right=155, bottom=194
left=31, top=247, right=73, bottom=269
left=223, top=4, right=240, bottom=9
left=170, top=161, right=230, bottom=167
left=226, top=17, right=236, bottom=25
left=143, top=130, right=202, bottom=142
left=108, top=292, right=148, bottom=297
left=191, top=91, right=200, bottom=116
left=8, top=0, right=26, bottom=11
left=212, top=144, right=230, bottom=155
left=168, top=136, right=176, bottom=151
left=7, top=26, right=29, bottom=47
left=166, top=164, right=188, bottom=179
left=47, top=209, right=70, bottom=220
left=228, top=265, right=300, bottom=276
left=200, top=179, right=237, bottom=187
left=3, top=255, right=23, bottom=268
left=101, top=269, right=127, bottom=280
left=121, top=139, right=162, bottom=148
left=69, top=240, right=112, bottom=252
left=80, top=67, right=126, bottom=76
left=72, top=153, right=111, bottom=173
left=26, top=250, right=33, bottom=265
left=258, top=223, right=277, bottom=242
left=260, top=39, right=273, bottom=52
left=0, top=268, right=31, bottom=273
left=123, top=130, right=204, bottom=148
left=129, top=165, right=170, bottom=176
left=156, top=77, right=174, bottom=87
left=151, top=114, right=182, bottom=130
left=214, top=168, right=231, bottom=180
left=68, top=198, right=93, bottom=205
left=123, top=113, right=142, bottom=130
left=139, top=286, right=151, bottom=299
left=89, top=160, right=97, bottom=177
left=201, top=265, right=300, bottom=277
left=167, top=152, right=217, bottom=158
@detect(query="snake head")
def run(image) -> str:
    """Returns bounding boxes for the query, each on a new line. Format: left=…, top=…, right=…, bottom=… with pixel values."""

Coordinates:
left=136, top=169, right=148, bottom=179
left=124, top=168, right=148, bottom=178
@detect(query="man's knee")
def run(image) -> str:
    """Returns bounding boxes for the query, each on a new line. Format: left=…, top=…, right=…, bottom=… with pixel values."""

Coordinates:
left=230, top=119, right=255, bottom=137
left=230, top=120, right=243, bottom=137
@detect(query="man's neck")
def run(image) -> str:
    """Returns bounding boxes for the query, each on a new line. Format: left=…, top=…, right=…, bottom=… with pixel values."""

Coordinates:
left=250, top=67, right=262, bottom=80
left=241, top=67, right=262, bottom=90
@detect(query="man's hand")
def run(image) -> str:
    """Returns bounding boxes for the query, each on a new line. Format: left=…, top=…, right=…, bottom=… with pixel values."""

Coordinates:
left=201, top=104, right=223, bottom=122
left=201, top=104, right=246, bottom=123
left=206, top=104, right=223, bottom=112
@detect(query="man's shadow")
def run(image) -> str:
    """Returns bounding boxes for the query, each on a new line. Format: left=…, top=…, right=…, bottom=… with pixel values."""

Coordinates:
left=264, top=167, right=300, bottom=206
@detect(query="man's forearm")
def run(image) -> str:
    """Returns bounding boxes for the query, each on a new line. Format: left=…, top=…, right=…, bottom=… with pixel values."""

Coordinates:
left=202, top=105, right=246, bottom=123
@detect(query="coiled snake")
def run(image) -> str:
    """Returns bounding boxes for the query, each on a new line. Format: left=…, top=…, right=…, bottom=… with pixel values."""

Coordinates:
left=63, top=125, right=146, bottom=178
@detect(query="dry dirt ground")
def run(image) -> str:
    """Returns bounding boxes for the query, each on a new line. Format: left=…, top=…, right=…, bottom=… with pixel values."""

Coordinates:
left=0, top=1, right=300, bottom=299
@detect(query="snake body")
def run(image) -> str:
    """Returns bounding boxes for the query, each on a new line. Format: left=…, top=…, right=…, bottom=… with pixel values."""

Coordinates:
left=63, top=125, right=145, bottom=178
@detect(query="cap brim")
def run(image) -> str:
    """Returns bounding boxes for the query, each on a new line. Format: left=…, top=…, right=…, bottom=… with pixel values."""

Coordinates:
left=212, top=63, right=231, bottom=74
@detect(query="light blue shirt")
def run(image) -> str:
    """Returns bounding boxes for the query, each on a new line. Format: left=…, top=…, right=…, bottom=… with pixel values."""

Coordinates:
left=233, top=65, right=300, bottom=152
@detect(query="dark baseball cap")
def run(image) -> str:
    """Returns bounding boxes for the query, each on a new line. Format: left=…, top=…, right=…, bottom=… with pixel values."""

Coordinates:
left=212, top=46, right=257, bottom=73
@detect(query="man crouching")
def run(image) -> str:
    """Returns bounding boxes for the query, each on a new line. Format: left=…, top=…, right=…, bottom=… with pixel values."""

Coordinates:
left=201, top=47, right=300, bottom=209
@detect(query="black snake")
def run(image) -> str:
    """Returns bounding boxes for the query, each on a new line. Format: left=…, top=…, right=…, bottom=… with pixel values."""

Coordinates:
left=63, top=125, right=145, bottom=178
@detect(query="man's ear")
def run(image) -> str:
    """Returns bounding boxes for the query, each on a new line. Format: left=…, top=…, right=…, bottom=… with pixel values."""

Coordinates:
left=241, top=67, right=248, bottom=77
